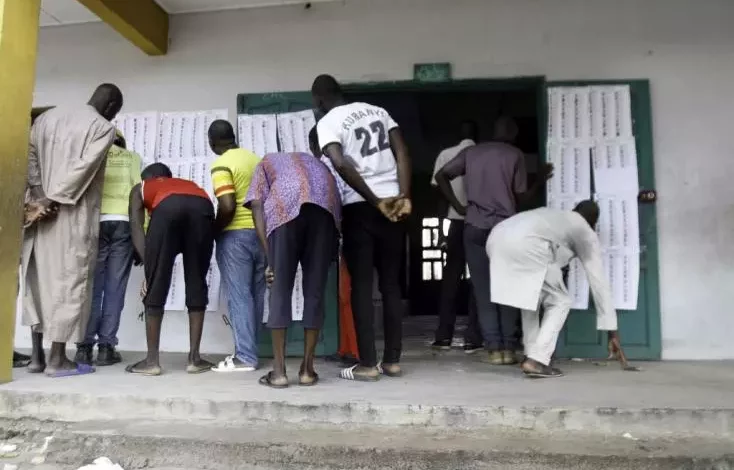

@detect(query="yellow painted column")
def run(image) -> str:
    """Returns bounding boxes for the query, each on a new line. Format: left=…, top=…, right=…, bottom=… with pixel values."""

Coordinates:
left=0, top=0, right=41, bottom=383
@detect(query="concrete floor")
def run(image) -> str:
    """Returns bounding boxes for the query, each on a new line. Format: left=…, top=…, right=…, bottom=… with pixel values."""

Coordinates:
left=2, top=340, right=734, bottom=438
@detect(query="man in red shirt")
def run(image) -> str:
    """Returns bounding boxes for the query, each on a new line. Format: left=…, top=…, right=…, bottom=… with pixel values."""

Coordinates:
left=126, top=163, right=215, bottom=376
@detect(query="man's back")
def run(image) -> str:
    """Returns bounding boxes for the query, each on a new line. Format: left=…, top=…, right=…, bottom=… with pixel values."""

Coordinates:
left=461, top=141, right=526, bottom=228
left=211, top=148, right=260, bottom=230
left=31, top=105, right=114, bottom=202
left=316, top=102, right=399, bottom=205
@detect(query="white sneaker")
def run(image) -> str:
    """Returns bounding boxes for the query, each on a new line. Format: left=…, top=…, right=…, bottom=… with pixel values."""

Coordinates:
left=212, top=355, right=256, bottom=373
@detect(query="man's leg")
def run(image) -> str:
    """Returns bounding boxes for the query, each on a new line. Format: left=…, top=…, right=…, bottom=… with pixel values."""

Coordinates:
left=262, top=216, right=300, bottom=388
left=298, top=205, right=338, bottom=385
left=433, top=220, right=464, bottom=347
left=127, top=204, right=179, bottom=376
left=182, top=199, right=215, bottom=374
left=464, top=286, right=483, bottom=352
left=214, top=230, right=258, bottom=371
left=464, top=224, right=502, bottom=361
left=341, top=203, right=379, bottom=380
left=76, top=224, right=109, bottom=365
left=375, top=215, right=405, bottom=375
left=521, top=308, right=541, bottom=357
left=522, top=267, right=571, bottom=377
left=97, top=222, right=134, bottom=366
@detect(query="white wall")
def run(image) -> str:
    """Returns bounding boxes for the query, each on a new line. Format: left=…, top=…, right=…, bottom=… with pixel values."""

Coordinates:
left=18, top=0, right=734, bottom=359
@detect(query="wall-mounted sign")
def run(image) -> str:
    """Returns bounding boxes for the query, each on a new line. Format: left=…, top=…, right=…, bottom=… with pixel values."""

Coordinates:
left=414, top=63, right=452, bottom=83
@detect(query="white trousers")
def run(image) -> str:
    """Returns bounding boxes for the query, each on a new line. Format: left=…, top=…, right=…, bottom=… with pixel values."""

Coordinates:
left=522, top=266, right=572, bottom=366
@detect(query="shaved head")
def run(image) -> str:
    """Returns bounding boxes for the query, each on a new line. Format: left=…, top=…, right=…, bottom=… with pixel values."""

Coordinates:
left=493, top=116, right=518, bottom=143
left=88, top=83, right=123, bottom=121
left=311, top=74, right=344, bottom=114
left=208, top=120, right=237, bottom=155
left=573, top=200, right=600, bottom=228
left=141, top=162, right=172, bottom=180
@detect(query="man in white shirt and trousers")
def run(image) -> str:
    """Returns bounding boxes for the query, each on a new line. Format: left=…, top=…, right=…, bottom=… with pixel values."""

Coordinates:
left=430, top=121, right=482, bottom=353
left=487, top=200, right=628, bottom=378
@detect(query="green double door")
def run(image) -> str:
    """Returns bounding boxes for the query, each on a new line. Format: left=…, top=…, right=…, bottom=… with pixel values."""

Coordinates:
left=238, top=92, right=338, bottom=358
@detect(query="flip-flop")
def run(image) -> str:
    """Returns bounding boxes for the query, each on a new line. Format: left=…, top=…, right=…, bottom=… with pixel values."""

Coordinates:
left=523, top=365, right=564, bottom=379
left=13, top=354, right=32, bottom=369
left=46, top=363, right=95, bottom=378
left=298, top=372, right=320, bottom=387
left=259, top=371, right=289, bottom=389
left=377, top=362, right=403, bottom=378
left=125, top=360, right=162, bottom=376
left=339, top=364, right=379, bottom=382
left=186, top=360, right=214, bottom=374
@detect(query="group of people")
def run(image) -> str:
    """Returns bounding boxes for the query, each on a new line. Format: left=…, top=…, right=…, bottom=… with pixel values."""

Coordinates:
left=18, top=73, right=627, bottom=385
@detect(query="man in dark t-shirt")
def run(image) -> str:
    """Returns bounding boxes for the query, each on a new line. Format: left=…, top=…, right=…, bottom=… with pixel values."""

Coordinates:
left=435, top=117, right=551, bottom=366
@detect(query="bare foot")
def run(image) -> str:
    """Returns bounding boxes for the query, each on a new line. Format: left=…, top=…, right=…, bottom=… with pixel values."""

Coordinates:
left=126, top=359, right=162, bottom=376
left=27, top=352, right=46, bottom=373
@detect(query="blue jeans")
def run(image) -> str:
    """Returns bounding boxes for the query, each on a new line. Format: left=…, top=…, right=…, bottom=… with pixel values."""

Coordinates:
left=216, top=228, right=266, bottom=366
left=464, top=222, right=519, bottom=352
left=82, top=221, right=134, bottom=346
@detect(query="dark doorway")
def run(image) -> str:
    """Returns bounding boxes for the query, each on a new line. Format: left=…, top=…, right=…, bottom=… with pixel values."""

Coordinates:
left=344, top=82, right=542, bottom=318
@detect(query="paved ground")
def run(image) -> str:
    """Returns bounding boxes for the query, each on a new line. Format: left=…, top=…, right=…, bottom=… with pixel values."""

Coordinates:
left=2, top=342, right=734, bottom=438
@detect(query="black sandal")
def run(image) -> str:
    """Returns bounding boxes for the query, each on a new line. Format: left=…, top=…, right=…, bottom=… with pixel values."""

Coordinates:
left=523, top=364, right=564, bottom=379
left=259, top=371, right=289, bottom=389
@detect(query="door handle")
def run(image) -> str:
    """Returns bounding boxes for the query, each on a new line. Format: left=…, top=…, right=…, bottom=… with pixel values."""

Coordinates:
left=638, top=189, right=656, bottom=204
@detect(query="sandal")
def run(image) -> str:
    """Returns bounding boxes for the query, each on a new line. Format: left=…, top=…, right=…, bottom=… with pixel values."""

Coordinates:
left=259, top=371, right=289, bottom=389
left=298, top=372, right=320, bottom=387
left=339, top=364, right=379, bottom=382
left=377, top=362, right=403, bottom=378
left=125, top=360, right=162, bottom=376
left=523, top=364, right=564, bottom=379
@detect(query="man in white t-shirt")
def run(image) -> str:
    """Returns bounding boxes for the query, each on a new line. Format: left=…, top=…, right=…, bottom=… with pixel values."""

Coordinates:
left=430, top=121, right=482, bottom=353
left=312, top=74, right=412, bottom=382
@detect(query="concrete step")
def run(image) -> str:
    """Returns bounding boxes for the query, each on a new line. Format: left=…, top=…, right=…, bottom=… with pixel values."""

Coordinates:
left=2, top=419, right=734, bottom=470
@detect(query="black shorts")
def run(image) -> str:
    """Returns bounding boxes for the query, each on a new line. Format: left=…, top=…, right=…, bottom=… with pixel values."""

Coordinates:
left=267, top=204, right=338, bottom=329
left=143, top=194, right=215, bottom=314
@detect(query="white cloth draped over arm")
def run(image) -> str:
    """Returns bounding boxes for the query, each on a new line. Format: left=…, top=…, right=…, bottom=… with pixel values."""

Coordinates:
left=572, top=223, right=618, bottom=331
left=49, top=120, right=115, bottom=205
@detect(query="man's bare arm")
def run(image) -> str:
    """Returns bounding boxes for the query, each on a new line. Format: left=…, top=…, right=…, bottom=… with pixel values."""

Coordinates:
left=251, top=200, right=268, bottom=262
left=434, top=151, right=468, bottom=216
left=214, top=194, right=236, bottom=234
left=389, top=128, right=411, bottom=198
left=128, top=184, right=146, bottom=264
left=323, top=143, right=381, bottom=206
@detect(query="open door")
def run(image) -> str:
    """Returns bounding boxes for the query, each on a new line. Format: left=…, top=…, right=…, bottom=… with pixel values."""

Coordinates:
left=545, top=80, right=662, bottom=360
left=237, top=91, right=338, bottom=358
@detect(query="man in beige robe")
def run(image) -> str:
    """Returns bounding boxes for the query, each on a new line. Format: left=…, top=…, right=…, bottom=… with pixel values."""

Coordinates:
left=22, top=84, right=123, bottom=377
left=487, top=201, right=627, bottom=378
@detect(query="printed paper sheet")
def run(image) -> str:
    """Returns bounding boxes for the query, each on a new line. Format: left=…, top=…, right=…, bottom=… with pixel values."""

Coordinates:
left=155, top=109, right=228, bottom=161
left=111, top=112, right=159, bottom=165
left=592, top=139, right=639, bottom=195
left=277, top=110, right=317, bottom=153
left=262, top=264, right=305, bottom=323
left=546, top=143, right=592, bottom=200
left=547, top=84, right=639, bottom=310
left=237, top=114, right=278, bottom=157
left=596, top=195, right=640, bottom=252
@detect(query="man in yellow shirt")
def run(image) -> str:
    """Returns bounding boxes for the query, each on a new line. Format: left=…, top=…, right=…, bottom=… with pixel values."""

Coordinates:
left=208, top=120, right=266, bottom=372
left=75, top=131, right=141, bottom=367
